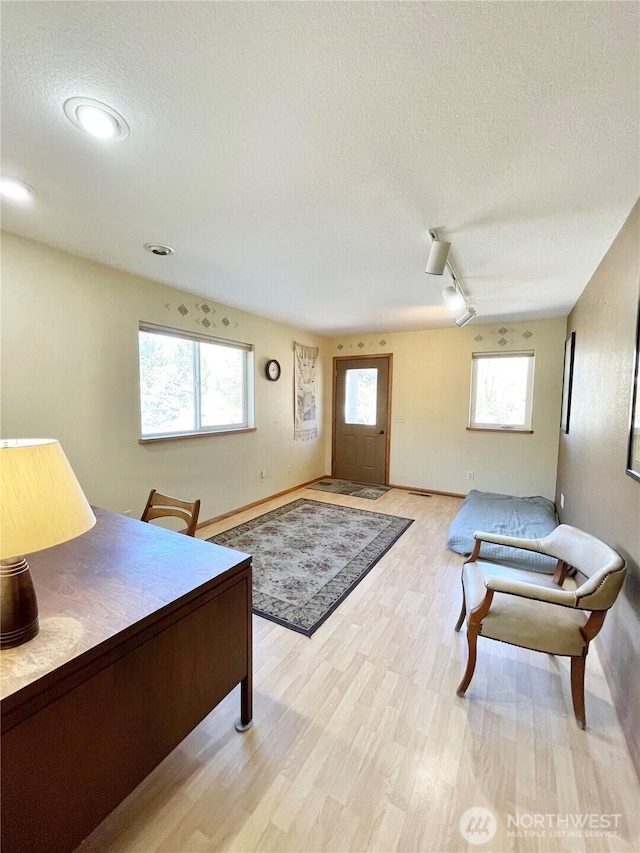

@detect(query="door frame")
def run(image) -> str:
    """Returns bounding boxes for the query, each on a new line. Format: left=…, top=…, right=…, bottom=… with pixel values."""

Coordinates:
left=331, top=353, right=393, bottom=484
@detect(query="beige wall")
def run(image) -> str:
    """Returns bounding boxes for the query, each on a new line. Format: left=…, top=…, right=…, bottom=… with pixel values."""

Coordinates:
left=0, top=233, right=327, bottom=521
left=556, top=200, right=640, bottom=773
left=0, top=232, right=570, bottom=511
left=328, top=318, right=566, bottom=499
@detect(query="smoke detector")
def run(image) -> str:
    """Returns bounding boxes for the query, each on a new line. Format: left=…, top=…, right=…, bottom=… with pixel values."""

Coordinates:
left=143, top=243, right=175, bottom=256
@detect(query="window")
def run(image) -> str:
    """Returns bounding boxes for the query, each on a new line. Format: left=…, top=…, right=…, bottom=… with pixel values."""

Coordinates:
left=344, top=367, right=378, bottom=425
left=469, top=351, right=534, bottom=431
left=138, top=323, right=254, bottom=439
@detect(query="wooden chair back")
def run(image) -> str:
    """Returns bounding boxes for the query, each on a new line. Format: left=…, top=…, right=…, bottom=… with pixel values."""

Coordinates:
left=140, top=489, right=201, bottom=537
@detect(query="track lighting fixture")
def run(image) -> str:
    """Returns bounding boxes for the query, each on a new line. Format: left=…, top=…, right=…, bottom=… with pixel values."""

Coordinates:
left=455, top=306, right=477, bottom=327
left=442, top=284, right=465, bottom=313
left=427, top=228, right=478, bottom=326
left=425, top=234, right=451, bottom=275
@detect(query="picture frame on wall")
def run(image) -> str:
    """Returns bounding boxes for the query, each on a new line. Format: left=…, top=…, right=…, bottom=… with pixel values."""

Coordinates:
left=627, top=299, right=640, bottom=482
left=560, top=331, right=576, bottom=434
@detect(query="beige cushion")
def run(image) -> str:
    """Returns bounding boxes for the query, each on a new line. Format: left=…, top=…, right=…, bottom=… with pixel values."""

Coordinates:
left=463, top=561, right=589, bottom=656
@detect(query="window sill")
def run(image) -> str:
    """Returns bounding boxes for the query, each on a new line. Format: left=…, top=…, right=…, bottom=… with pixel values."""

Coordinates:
left=139, top=427, right=257, bottom=444
left=466, top=427, right=533, bottom=434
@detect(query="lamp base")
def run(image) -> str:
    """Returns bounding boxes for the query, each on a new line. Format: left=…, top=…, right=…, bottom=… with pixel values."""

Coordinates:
left=0, top=557, right=39, bottom=649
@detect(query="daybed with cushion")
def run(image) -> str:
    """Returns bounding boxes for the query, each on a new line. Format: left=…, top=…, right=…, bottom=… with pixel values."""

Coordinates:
left=447, top=489, right=558, bottom=573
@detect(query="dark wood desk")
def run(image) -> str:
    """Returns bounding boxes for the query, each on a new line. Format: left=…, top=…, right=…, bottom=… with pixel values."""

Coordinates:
left=0, top=507, right=252, bottom=853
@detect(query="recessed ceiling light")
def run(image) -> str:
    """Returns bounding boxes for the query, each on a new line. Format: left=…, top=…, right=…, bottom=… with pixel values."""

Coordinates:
left=63, top=97, right=129, bottom=141
left=77, top=105, right=119, bottom=139
left=144, top=243, right=175, bottom=256
left=0, top=178, right=34, bottom=201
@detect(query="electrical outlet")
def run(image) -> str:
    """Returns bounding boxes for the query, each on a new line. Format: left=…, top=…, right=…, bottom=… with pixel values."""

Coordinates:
left=395, top=415, right=404, bottom=423
left=467, top=471, right=474, bottom=480
left=560, top=493, right=565, bottom=509
left=260, top=469, right=267, bottom=480
left=287, top=465, right=292, bottom=475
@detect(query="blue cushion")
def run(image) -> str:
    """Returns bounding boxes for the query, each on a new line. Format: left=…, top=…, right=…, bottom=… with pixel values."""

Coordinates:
left=447, top=490, right=558, bottom=574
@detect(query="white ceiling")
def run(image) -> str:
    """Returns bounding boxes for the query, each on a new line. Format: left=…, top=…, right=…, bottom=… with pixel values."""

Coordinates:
left=1, top=2, right=638, bottom=335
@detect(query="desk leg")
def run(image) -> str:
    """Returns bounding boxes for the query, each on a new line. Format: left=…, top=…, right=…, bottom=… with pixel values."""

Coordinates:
left=234, top=675, right=253, bottom=732
left=235, top=572, right=253, bottom=733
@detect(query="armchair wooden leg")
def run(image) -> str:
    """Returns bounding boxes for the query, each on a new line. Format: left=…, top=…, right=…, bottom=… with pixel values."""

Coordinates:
left=455, top=586, right=466, bottom=632
left=570, top=652, right=587, bottom=730
left=457, top=625, right=479, bottom=696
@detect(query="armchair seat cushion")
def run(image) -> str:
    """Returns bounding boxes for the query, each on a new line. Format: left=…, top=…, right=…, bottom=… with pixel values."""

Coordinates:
left=463, top=561, right=589, bottom=656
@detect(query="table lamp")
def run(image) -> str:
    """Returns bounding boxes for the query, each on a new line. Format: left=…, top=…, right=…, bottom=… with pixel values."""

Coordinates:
left=0, top=439, right=96, bottom=649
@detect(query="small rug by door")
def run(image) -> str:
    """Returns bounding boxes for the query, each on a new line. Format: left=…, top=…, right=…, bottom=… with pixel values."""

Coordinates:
left=208, top=499, right=412, bottom=636
left=308, top=478, right=391, bottom=500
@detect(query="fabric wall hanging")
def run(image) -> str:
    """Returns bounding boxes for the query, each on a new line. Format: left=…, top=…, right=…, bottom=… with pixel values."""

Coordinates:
left=294, top=342, right=319, bottom=441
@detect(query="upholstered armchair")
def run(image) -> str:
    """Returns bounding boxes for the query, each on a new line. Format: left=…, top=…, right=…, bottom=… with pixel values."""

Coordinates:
left=454, top=524, right=626, bottom=728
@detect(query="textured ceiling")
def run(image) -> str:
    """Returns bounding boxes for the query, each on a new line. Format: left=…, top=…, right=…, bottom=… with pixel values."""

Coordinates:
left=1, top=2, right=638, bottom=335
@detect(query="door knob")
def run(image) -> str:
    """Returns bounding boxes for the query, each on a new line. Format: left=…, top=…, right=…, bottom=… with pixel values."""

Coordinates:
left=379, top=430, right=385, bottom=435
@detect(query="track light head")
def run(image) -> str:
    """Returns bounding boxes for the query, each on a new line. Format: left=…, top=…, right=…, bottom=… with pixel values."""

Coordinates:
left=425, top=235, right=451, bottom=275
left=455, top=306, right=477, bottom=327
left=442, top=285, right=466, bottom=313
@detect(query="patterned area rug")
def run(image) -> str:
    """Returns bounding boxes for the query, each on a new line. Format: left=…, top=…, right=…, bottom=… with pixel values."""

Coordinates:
left=209, top=499, right=412, bottom=636
left=308, top=478, right=391, bottom=500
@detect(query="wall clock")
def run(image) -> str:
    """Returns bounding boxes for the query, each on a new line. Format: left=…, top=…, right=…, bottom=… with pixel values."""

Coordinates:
left=265, top=359, right=281, bottom=381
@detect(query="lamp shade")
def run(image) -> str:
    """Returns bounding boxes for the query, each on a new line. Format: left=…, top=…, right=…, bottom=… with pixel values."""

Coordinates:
left=0, top=439, right=96, bottom=559
left=425, top=238, right=451, bottom=275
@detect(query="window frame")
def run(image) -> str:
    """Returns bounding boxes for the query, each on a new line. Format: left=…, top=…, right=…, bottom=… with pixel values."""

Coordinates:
left=138, top=322, right=255, bottom=442
left=468, top=350, right=535, bottom=432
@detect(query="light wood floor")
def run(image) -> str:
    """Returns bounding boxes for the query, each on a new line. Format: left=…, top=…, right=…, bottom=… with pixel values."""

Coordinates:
left=80, top=488, right=640, bottom=853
